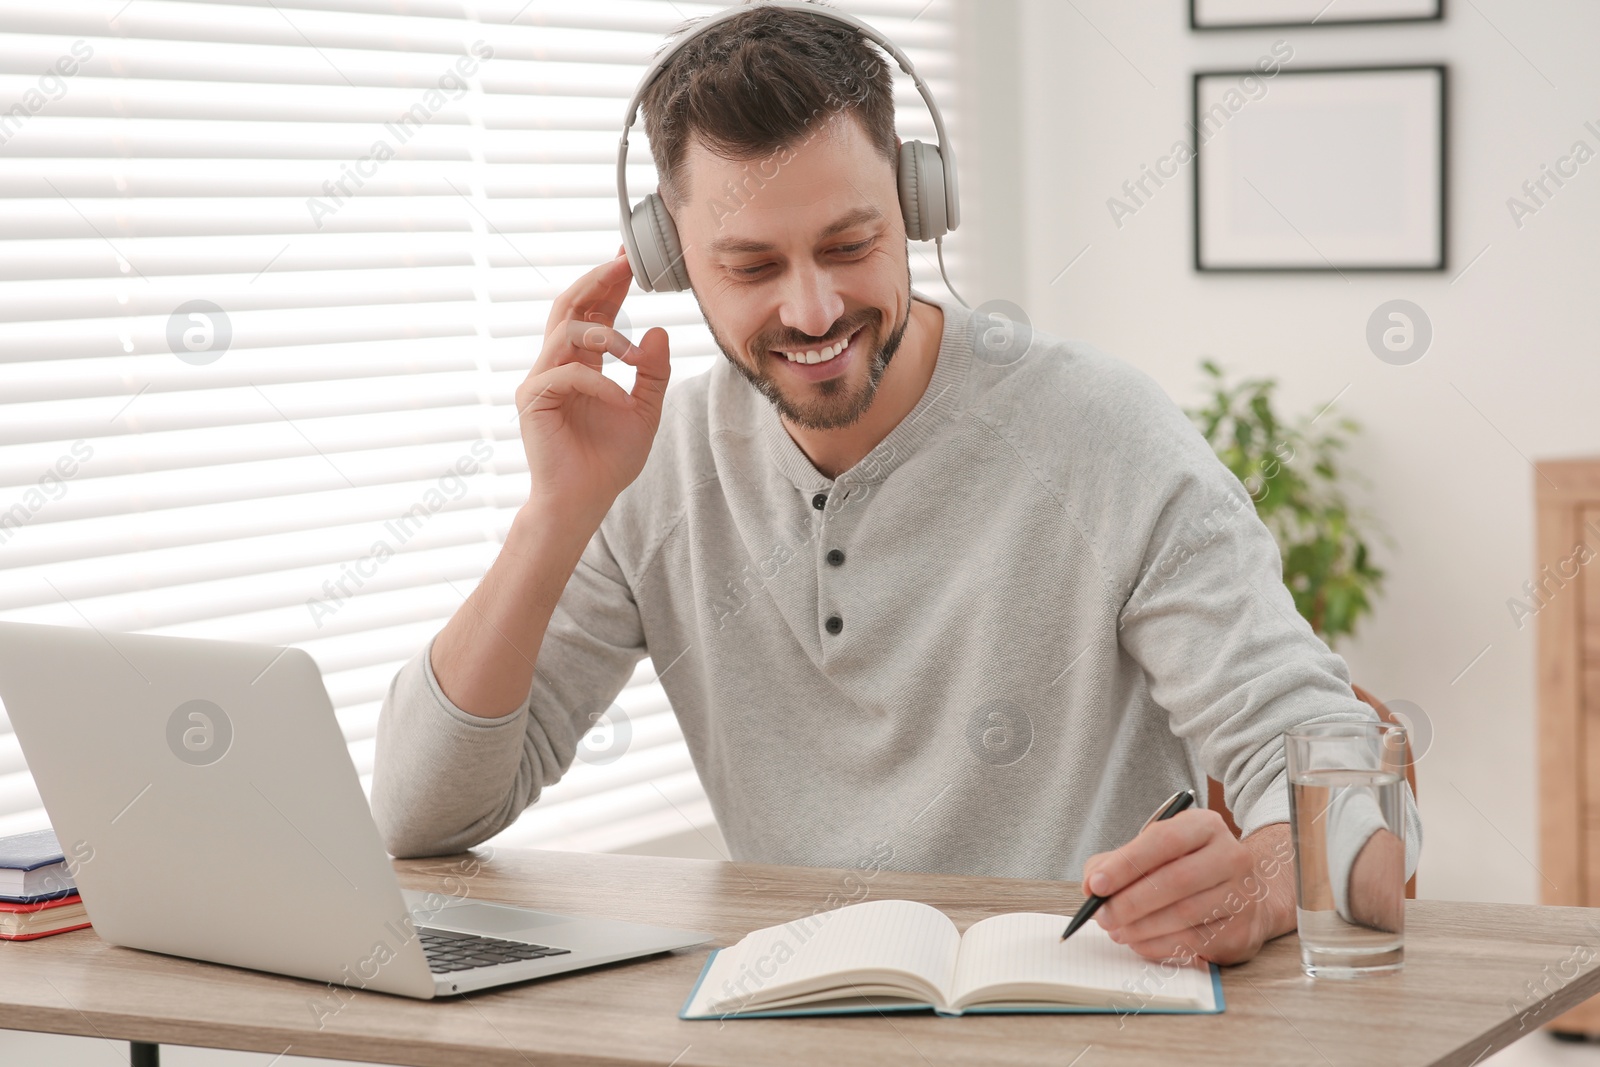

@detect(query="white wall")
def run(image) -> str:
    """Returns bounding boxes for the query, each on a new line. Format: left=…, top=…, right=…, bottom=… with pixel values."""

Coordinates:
left=972, top=0, right=1600, bottom=906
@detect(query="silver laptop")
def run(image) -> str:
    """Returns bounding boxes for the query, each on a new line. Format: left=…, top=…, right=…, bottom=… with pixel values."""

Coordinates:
left=0, top=620, right=711, bottom=999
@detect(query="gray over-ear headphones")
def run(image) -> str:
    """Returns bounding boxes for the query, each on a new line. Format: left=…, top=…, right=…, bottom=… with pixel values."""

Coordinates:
left=616, top=1, right=962, bottom=295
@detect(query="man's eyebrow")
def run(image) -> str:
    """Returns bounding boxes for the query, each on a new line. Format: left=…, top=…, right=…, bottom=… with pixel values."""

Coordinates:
left=708, top=205, right=885, bottom=255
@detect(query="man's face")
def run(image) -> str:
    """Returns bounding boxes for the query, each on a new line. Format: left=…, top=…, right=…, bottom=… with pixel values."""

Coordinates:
left=672, top=113, right=912, bottom=431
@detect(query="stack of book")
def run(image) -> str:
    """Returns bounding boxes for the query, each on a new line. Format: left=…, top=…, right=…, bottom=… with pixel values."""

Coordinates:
left=0, top=828, right=90, bottom=941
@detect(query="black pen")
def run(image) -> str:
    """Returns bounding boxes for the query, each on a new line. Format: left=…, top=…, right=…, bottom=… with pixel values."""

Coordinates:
left=1060, top=788, right=1197, bottom=942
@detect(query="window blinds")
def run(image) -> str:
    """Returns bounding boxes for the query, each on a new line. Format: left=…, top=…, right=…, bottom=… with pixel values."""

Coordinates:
left=0, top=0, right=958, bottom=854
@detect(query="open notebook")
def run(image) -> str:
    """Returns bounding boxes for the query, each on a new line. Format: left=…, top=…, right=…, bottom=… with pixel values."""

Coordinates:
left=680, top=899, right=1224, bottom=1019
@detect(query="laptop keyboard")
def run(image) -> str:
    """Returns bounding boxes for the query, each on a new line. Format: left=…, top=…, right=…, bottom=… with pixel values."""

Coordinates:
left=418, top=926, right=572, bottom=973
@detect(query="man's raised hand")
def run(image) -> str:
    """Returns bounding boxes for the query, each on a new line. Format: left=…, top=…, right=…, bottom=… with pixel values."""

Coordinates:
left=515, top=251, right=671, bottom=528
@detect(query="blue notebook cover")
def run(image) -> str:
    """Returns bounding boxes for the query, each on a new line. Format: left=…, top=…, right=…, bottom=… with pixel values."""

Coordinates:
left=677, top=947, right=1226, bottom=1020
left=0, top=829, right=76, bottom=903
left=0, top=829, right=64, bottom=872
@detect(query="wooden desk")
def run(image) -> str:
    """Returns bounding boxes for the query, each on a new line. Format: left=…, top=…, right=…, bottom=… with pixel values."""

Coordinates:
left=3, top=847, right=1599, bottom=1067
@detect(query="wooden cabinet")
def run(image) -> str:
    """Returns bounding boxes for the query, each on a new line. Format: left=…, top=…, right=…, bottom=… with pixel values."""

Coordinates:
left=1535, top=460, right=1600, bottom=1036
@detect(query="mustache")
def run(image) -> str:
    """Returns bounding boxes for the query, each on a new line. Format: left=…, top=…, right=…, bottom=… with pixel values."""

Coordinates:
left=758, top=310, right=878, bottom=353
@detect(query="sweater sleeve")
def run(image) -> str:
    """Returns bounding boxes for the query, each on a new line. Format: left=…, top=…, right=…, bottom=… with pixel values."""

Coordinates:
left=370, top=522, right=648, bottom=858
left=1108, top=385, right=1421, bottom=885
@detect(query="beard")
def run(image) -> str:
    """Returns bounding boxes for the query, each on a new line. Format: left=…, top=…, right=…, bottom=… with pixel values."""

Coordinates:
left=697, top=291, right=912, bottom=432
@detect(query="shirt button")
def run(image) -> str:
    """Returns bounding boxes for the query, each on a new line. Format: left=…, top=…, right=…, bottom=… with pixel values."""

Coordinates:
left=812, top=492, right=828, bottom=511
left=826, top=549, right=845, bottom=566
left=825, top=615, right=843, bottom=635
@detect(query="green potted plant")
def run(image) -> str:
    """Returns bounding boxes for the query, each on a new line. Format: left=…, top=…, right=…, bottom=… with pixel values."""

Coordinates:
left=1185, top=360, right=1387, bottom=647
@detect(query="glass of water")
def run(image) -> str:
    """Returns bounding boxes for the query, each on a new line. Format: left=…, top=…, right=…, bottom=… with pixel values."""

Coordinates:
left=1285, top=720, right=1409, bottom=978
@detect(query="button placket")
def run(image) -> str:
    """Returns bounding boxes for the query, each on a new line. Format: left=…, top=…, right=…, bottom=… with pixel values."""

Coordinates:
left=815, top=482, right=856, bottom=641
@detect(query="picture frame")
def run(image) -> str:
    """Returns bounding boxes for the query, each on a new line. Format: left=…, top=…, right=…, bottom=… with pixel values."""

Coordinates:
left=1190, top=0, right=1442, bottom=31
left=1192, top=65, right=1447, bottom=273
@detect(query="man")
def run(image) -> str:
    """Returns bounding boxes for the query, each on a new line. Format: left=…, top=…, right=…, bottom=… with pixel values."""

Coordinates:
left=373, top=1, right=1420, bottom=967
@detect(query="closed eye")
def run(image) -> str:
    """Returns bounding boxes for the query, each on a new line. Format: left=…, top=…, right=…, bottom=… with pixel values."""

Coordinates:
left=725, top=239, right=874, bottom=281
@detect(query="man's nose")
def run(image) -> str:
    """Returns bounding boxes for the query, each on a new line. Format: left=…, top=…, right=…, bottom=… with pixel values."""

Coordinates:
left=776, top=261, right=846, bottom=340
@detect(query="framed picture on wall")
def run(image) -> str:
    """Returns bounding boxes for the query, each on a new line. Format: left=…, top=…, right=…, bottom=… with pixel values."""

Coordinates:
left=1193, top=65, right=1446, bottom=272
left=1191, top=0, right=1442, bottom=30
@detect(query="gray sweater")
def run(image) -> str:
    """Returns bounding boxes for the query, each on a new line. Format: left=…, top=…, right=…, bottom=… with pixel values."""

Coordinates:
left=372, top=294, right=1421, bottom=891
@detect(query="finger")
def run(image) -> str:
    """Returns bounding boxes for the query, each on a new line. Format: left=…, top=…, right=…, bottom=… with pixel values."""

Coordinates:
left=545, top=253, right=634, bottom=337
left=1104, top=860, right=1249, bottom=945
left=1083, top=809, right=1220, bottom=898
left=516, top=362, right=633, bottom=420
left=564, top=319, right=642, bottom=364
left=627, top=326, right=672, bottom=420
left=1095, top=835, right=1242, bottom=932
left=1125, top=906, right=1264, bottom=967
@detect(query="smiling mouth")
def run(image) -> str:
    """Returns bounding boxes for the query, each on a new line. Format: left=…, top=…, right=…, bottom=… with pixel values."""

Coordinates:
left=771, top=327, right=862, bottom=365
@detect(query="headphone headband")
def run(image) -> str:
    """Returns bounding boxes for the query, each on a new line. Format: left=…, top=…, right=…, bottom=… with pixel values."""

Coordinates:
left=616, top=1, right=960, bottom=290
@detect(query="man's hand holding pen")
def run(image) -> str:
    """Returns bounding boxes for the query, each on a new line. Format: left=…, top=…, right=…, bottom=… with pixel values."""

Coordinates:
left=1079, top=812, right=1300, bottom=966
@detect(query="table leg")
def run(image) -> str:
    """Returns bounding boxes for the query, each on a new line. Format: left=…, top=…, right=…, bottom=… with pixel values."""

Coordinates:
left=131, top=1040, right=159, bottom=1065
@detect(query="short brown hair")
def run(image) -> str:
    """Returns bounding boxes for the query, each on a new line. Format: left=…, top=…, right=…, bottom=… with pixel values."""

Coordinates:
left=638, top=1, right=898, bottom=206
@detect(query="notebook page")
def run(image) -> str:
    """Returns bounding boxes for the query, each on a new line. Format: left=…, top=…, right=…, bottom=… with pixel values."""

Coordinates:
left=950, top=913, right=1216, bottom=1011
left=701, top=899, right=961, bottom=1013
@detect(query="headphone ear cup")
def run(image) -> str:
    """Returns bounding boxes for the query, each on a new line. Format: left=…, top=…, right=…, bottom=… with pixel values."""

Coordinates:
left=627, top=192, right=692, bottom=292
left=897, top=140, right=949, bottom=242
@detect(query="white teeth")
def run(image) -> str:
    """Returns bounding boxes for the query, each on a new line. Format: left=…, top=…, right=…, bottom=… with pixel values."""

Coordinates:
left=781, top=330, right=854, bottom=364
